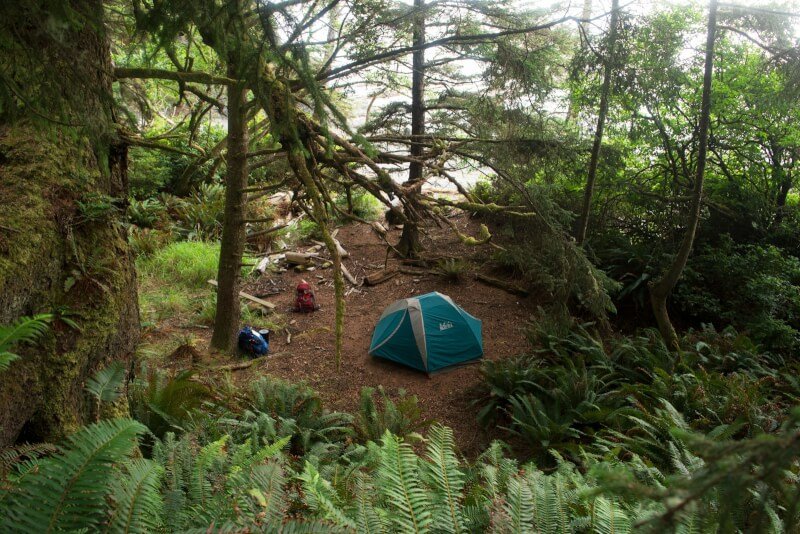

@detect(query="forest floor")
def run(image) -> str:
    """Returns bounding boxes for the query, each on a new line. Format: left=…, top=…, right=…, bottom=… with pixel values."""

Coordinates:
left=142, top=213, right=534, bottom=455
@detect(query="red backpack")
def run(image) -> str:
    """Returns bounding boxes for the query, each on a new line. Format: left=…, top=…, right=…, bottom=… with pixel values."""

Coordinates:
left=294, top=280, right=318, bottom=312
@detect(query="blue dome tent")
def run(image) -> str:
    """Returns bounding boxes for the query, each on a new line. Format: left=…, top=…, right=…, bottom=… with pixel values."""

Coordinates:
left=368, top=292, right=483, bottom=374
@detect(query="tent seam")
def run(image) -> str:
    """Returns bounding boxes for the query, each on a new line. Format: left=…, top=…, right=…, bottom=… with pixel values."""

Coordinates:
left=369, top=309, right=408, bottom=354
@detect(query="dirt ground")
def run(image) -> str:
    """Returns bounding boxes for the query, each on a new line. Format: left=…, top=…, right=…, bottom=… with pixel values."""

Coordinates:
left=149, top=214, right=534, bottom=455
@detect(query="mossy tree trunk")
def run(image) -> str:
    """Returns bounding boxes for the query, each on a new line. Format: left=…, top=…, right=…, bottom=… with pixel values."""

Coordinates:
left=0, top=0, right=139, bottom=445
left=210, top=60, right=249, bottom=353
left=650, top=0, right=717, bottom=351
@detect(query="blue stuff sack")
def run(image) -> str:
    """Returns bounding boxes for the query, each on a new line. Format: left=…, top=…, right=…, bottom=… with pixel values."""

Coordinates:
left=238, top=326, right=269, bottom=356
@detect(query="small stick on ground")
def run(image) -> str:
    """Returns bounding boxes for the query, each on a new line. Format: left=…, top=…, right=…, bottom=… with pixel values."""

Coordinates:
left=209, top=352, right=287, bottom=372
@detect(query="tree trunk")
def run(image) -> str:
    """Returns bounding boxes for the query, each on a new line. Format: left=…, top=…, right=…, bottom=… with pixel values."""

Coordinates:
left=770, top=140, right=791, bottom=228
left=576, top=0, right=619, bottom=245
left=650, top=0, right=717, bottom=351
left=396, top=0, right=426, bottom=258
left=0, top=0, right=139, bottom=445
left=210, top=63, right=249, bottom=352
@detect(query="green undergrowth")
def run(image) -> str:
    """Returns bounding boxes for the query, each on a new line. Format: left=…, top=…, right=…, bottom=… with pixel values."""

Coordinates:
left=2, top=363, right=799, bottom=532
left=475, top=319, right=800, bottom=472
left=136, top=241, right=256, bottom=327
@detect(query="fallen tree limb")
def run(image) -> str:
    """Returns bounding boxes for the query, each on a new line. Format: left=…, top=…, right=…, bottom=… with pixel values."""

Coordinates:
left=365, top=269, right=398, bottom=286
left=340, top=262, right=359, bottom=286
left=247, top=222, right=289, bottom=240
left=207, top=279, right=276, bottom=309
left=284, top=251, right=321, bottom=265
left=475, top=273, right=530, bottom=297
left=399, top=267, right=431, bottom=276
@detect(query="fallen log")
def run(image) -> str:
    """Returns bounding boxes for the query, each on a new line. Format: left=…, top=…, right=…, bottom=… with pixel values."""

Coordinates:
left=207, top=279, right=276, bottom=310
left=284, top=251, right=320, bottom=265
left=398, top=267, right=431, bottom=276
left=364, top=269, right=398, bottom=286
left=475, top=273, right=530, bottom=297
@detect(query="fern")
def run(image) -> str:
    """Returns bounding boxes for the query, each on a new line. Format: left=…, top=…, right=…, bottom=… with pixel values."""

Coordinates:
left=479, top=441, right=518, bottom=498
left=377, top=431, right=432, bottom=533
left=590, top=496, right=633, bottom=534
left=104, top=459, right=164, bottom=534
left=86, top=361, right=127, bottom=403
left=299, top=461, right=356, bottom=529
left=1, top=418, right=146, bottom=533
left=354, top=475, right=387, bottom=534
left=422, top=425, right=466, bottom=533
left=248, top=462, right=287, bottom=524
left=0, top=442, right=56, bottom=477
left=0, top=314, right=52, bottom=371
left=503, top=477, right=534, bottom=533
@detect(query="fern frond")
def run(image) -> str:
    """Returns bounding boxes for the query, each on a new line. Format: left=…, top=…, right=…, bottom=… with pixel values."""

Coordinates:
left=189, top=435, right=229, bottom=509
left=1, top=418, right=146, bottom=533
left=591, top=496, right=632, bottom=534
left=0, top=314, right=53, bottom=370
left=248, top=462, right=286, bottom=523
left=377, top=431, right=432, bottom=533
left=503, top=477, right=533, bottom=533
left=299, top=461, right=356, bottom=529
left=86, top=361, right=127, bottom=403
left=479, top=441, right=517, bottom=498
left=180, top=519, right=350, bottom=533
left=104, top=459, right=163, bottom=534
left=422, top=425, right=466, bottom=533
left=0, top=442, right=56, bottom=476
left=354, top=475, right=387, bottom=534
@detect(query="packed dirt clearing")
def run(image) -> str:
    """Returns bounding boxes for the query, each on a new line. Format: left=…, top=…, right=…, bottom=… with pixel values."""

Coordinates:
left=146, top=214, right=533, bottom=454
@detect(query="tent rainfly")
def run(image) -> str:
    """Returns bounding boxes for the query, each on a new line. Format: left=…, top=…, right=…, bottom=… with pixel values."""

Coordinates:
left=368, top=292, right=483, bottom=374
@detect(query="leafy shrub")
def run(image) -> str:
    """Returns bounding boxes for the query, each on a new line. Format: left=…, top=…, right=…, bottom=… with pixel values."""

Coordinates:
left=296, top=219, right=323, bottom=241
left=334, top=189, right=383, bottom=221
left=354, top=386, right=431, bottom=442
left=128, top=146, right=179, bottom=197
left=475, top=320, right=791, bottom=465
left=671, top=237, right=800, bottom=355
